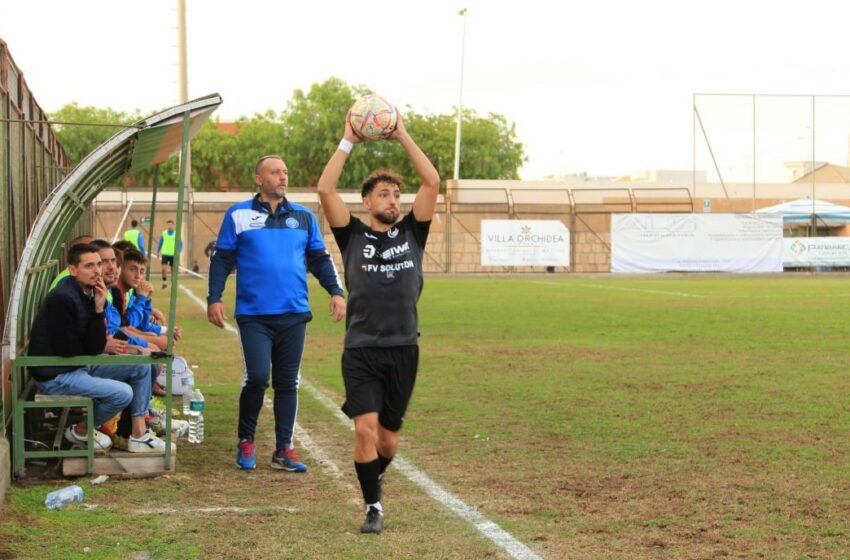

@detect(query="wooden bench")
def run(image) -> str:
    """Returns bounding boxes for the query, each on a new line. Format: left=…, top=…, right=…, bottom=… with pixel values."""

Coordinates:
left=11, top=354, right=174, bottom=478
left=12, top=366, right=95, bottom=478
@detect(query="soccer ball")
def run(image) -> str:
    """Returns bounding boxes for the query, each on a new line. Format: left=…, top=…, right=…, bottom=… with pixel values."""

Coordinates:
left=348, top=94, right=398, bottom=140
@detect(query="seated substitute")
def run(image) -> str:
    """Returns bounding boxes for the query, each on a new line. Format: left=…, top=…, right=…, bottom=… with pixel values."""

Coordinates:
left=28, top=243, right=166, bottom=453
left=117, top=249, right=182, bottom=350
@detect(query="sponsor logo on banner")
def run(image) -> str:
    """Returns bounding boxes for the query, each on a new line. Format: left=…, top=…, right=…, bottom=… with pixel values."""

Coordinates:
left=611, top=214, right=784, bottom=273
left=790, top=239, right=806, bottom=256
left=481, top=220, right=570, bottom=266
left=783, top=237, right=850, bottom=266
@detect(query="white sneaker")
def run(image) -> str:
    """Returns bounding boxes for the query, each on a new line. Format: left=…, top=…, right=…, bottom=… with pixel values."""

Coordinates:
left=170, top=419, right=190, bottom=438
left=128, top=430, right=167, bottom=454
left=65, top=424, right=113, bottom=450
left=150, top=416, right=189, bottom=438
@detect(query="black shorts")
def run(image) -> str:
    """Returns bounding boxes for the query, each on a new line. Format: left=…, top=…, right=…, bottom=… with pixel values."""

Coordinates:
left=161, top=255, right=174, bottom=266
left=341, top=345, right=419, bottom=432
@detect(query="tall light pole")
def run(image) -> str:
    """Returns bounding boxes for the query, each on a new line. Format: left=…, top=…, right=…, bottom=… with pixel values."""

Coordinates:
left=177, top=0, right=188, bottom=104
left=177, top=0, right=194, bottom=270
left=453, top=8, right=467, bottom=182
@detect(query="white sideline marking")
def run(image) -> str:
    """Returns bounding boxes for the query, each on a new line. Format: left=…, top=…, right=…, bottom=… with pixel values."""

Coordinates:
left=533, top=281, right=735, bottom=299
left=533, top=280, right=850, bottom=300
left=260, top=395, right=360, bottom=506
left=181, top=285, right=543, bottom=560
left=577, top=283, right=732, bottom=298
left=135, top=506, right=295, bottom=515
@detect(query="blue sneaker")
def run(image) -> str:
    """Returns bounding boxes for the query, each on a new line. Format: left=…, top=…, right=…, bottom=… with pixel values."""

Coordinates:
left=236, top=438, right=256, bottom=470
left=271, top=448, right=307, bottom=473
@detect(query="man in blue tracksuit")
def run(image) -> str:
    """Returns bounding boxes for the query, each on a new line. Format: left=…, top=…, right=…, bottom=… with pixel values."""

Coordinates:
left=207, top=154, right=346, bottom=472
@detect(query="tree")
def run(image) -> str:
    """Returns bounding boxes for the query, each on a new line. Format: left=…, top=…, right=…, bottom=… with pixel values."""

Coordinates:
left=401, top=109, right=525, bottom=183
left=278, top=77, right=526, bottom=190
left=279, top=77, right=373, bottom=188
left=189, top=119, right=243, bottom=188
left=49, top=103, right=180, bottom=187
left=49, top=78, right=527, bottom=192
left=50, top=103, right=138, bottom=165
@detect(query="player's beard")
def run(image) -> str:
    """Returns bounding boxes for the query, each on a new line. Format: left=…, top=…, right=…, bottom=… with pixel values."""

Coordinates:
left=374, top=209, right=398, bottom=225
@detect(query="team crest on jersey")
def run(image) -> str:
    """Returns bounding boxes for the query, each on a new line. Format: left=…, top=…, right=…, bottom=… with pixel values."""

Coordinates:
left=363, top=245, right=376, bottom=258
left=285, top=217, right=299, bottom=229
left=387, top=228, right=399, bottom=239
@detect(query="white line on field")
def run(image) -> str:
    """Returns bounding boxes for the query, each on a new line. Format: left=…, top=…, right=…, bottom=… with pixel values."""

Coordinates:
left=260, top=395, right=360, bottom=507
left=135, top=506, right=296, bottom=515
left=532, top=280, right=850, bottom=300
left=532, top=281, right=737, bottom=299
left=181, top=284, right=543, bottom=560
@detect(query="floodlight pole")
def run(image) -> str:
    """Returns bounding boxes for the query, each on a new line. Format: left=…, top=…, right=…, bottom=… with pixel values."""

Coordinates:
left=178, top=0, right=195, bottom=270
left=812, top=95, right=816, bottom=236
left=453, top=8, right=467, bottom=182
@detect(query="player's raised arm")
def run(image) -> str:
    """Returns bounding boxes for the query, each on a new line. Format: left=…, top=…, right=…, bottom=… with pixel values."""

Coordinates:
left=389, top=111, right=440, bottom=222
left=317, top=111, right=360, bottom=228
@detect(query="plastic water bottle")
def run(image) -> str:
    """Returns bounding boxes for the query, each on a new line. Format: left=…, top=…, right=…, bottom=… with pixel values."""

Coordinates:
left=188, top=388, right=205, bottom=444
left=44, top=484, right=84, bottom=509
left=182, top=372, right=195, bottom=416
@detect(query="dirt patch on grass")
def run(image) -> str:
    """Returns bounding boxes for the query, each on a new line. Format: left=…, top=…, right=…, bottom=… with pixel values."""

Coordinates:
left=0, top=501, right=33, bottom=558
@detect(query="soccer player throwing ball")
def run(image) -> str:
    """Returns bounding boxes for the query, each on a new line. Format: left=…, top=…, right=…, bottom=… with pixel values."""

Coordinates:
left=317, top=108, right=440, bottom=534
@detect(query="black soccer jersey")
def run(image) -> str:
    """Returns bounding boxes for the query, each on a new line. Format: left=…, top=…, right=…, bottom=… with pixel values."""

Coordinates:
left=331, top=212, right=430, bottom=348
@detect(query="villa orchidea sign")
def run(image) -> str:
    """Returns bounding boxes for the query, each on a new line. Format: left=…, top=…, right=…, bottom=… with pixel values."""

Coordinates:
left=481, top=220, right=570, bottom=266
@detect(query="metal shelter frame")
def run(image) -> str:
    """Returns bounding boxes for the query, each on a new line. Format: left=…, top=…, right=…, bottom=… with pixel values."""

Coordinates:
left=692, top=92, right=850, bottom=230
left=3, top=93, right=222, bottom=477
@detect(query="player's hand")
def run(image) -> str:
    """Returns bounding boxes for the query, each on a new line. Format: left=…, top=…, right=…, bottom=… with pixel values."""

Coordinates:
left=344, top=110, right=363, bottom=144
left=104, top=336, right=128, bottom=355
left=207, top=302, right=226, bottom=328
left=137, top=280, right=154, bottom=298
left=93, top=277, right=108, bottom=313
left=329, top=295, right=346, bottom=322
left=128, top=344, right=150, bottom=356
left=388, top=107, right=406, bottom=141
left=173, top=326, right=183, bottom=342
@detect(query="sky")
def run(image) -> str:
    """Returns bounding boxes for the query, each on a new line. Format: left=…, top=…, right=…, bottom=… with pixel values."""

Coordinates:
left=3, top=0, right=850, bottom=182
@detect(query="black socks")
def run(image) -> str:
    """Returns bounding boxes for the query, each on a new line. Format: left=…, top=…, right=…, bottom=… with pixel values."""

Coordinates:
left=355, top=458, right=381, bottom=505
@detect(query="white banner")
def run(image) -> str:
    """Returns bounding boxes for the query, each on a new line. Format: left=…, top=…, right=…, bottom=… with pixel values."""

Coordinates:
left=481, top=220, right=570, bottom=266
left=611, top=214, right=784, bottom=273
left=783, top=237, right=850, bottom=266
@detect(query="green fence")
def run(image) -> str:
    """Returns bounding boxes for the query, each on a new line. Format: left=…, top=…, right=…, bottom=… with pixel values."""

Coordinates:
left=1, top=38, right=88, bottom=432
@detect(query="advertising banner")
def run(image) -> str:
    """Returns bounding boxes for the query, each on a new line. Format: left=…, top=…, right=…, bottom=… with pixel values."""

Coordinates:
left=481, top=220, right=570, bottom=266
left=611, top=214, right=783, bottom=273
left=783, top=237, right=850, bottom=267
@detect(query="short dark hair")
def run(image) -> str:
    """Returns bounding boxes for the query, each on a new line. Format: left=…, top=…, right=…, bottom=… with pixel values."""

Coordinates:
left=122, top=249, right=147, bottom=266
left=131, top=219, right=139, bottom=228
left=166, top=219, right=175, bottom=225
left=69, top=235, right=93, bottom=247
left=254, top=154, right=284, bottom=175
left=67, top=243, right=99, bottom=266
left=91, top=239, right=112, bottom=250
left=360, top=170, right=403, bottom=198
left=112, top=240, right=135, bottom=256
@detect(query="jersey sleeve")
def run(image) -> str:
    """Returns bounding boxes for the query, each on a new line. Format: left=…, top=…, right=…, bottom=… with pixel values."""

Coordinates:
left=215, top=209, right=238, bottom=251
left=306, top=211, right=327, bottom=251
left=330, top=213, right=359, bottom=254
left=404, top=211, right=431, bottom=249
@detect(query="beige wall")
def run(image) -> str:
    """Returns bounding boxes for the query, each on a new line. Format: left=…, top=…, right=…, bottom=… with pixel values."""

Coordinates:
left=92, top=186, right=850, bottom=276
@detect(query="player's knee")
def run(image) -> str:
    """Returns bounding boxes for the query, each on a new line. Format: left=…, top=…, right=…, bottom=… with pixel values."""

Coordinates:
left=354, top=420, right=378, bottom=444
left=115, top=384, right=133, bottom=408
left=131, top=364, right=149, bottom=382
left=378, top=431, right=399, bottom=455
